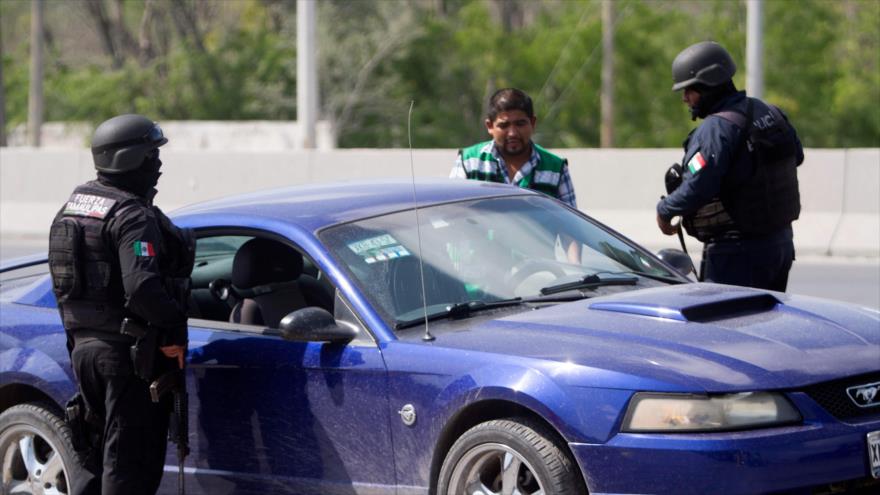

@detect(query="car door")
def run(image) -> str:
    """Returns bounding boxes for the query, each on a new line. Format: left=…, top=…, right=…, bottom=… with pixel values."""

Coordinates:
left=167, top=233, right=396, bottom=495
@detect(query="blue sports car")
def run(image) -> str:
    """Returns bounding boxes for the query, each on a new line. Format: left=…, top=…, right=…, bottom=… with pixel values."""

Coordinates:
left=1, top=179, right=879, bottom=495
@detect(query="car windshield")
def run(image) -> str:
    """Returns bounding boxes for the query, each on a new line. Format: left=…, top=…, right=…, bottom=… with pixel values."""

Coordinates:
left=320, top=195, right=682, bottom=328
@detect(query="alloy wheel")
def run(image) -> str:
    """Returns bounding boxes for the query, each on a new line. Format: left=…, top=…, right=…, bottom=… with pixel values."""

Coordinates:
left=1, top=424, right=69, bottom=495
left=447, top=442, right=545, bottom=495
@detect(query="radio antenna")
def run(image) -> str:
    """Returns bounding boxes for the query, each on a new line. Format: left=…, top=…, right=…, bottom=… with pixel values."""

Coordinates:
left=407, top=100, right=434, bottom=342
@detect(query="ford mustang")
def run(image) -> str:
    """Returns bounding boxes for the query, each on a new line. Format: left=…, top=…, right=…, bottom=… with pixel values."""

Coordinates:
left=1, top=179, right=878, bottom=494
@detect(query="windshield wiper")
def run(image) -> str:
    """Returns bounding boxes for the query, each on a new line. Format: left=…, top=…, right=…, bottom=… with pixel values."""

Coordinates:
left=395, top=298, right=524, bottom=330
left=539, top=274, right=638, bottom=296
left=604, top=270, right=688, bottom=284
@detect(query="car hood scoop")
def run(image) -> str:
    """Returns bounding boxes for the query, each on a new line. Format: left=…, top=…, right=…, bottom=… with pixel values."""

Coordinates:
left=589, top=289, right=781, bottom=322
left=430, top=283, right=880, bottom=391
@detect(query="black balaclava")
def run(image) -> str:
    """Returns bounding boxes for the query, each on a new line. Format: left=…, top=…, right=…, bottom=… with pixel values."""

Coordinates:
left=98, top=149, right=162, bottom=198
left=689, top=81, right=737, bottom=120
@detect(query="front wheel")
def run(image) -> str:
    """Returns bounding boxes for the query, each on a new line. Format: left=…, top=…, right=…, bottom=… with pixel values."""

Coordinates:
left=437, top=417, right=584, bottom=495
left=0, top=403, right=81, bottom=495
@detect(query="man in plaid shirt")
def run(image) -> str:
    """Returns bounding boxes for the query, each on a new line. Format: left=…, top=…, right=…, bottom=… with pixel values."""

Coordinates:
left=451, top=88, right=577, bottom=209
left=451, top=88, right=579, bottom=263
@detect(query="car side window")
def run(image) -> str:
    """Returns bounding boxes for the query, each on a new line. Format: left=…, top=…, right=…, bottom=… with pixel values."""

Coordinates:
left=188, top=234, right=334, bottom=329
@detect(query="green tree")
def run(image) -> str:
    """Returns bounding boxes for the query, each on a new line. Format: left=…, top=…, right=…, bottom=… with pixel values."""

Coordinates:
left=827, top=0, right=880, bottom=147
left=764, top=0, right=841, bottom=147
left=1, top=0, right=877, bottom=148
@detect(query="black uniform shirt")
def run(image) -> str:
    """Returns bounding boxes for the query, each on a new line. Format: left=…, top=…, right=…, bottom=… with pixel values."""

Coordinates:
left=108, top=188, right=188, bottom=346
left=657, top=91, right=804, bottom=221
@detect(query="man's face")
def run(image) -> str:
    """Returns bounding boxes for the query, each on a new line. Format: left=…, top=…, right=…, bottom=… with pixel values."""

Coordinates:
left=682, top=87, right=701, bottom=110
left=485, top=110, right=536, bottom=157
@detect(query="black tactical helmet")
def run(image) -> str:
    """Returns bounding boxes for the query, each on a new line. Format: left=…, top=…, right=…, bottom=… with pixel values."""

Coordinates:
left=91, top=114, right=168, bottom=173
left=671, top=41, right=737, bottom=91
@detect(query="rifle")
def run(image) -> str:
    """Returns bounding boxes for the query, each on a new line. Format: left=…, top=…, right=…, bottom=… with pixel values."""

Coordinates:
left=151, top=368, right=189, bottom=495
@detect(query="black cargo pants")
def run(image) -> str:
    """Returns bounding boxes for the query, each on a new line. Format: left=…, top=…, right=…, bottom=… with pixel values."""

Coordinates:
left=703, top=227, right=795, bottom=292
left=71, top=338, right=170, bottom=495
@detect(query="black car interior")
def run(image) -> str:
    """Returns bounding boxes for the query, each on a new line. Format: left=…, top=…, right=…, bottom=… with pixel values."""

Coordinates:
left=187, top=235, right=334, bottom=328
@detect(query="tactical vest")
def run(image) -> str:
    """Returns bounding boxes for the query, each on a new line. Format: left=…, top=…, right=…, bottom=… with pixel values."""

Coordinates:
left=48, top=181, right=142, bottom=333
left=458, top=141, right=567, bottom=199
left=681, top=98, right=801, bottom=241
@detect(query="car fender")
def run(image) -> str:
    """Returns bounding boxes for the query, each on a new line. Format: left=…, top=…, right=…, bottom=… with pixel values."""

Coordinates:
left=0, top=347, right=77, bottom=411
left=434, top=362, right=632, bottom=445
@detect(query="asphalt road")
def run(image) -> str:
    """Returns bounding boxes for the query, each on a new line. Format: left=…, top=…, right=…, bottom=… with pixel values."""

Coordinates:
left=2, top=237, right=878, bottom=310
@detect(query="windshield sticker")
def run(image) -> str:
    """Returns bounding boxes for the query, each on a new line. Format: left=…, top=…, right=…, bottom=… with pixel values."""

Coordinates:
left=363, top=245, right=410, bottom=264
left=348, top=234, right=410, bottom=264
left=430, top=218, right=450, bottom=229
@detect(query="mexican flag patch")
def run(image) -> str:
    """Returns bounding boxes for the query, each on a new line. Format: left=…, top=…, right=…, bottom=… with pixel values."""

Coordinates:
left=134, top=241, right=156, bottom=257
left=687, top=152, right=707, bottom=174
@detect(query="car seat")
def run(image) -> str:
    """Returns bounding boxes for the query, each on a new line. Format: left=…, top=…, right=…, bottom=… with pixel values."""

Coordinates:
left=229, top=238, right=308, bottom=328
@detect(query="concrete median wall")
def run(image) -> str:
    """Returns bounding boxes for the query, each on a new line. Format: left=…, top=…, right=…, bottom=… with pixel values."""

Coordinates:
left=1, top=147, right=877, bottom=257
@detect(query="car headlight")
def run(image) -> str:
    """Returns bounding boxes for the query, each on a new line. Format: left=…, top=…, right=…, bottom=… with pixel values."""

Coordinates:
left=621, top=392, right=801, bottom=432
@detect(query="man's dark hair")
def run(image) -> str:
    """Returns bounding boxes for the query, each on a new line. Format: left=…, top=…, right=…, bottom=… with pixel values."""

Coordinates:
left=486, top=88, right=534, bottom=121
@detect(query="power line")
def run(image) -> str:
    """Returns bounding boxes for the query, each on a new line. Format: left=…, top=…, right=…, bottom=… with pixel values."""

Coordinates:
left=542, top=0, right=634, bottom=126
left=535, top=0, right=595, bottom=112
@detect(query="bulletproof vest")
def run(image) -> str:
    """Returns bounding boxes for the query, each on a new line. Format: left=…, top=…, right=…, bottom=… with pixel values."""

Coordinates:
left=48, top=181, right=142, bottom=332
left=716, top=98, right=801, bottom=235
left=677, top=98, right=800, bottom=242
left=681, top=198, right=737, bottom=242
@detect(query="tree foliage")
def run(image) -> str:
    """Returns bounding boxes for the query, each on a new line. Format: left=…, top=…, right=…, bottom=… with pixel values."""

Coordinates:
left=1, top=0, right=877, bottom=148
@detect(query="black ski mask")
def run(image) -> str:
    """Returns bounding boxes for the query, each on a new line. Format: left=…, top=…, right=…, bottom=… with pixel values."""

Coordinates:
left=98, top=149, right=162, bottom=197
left=689, top=81, right=737, bottom=120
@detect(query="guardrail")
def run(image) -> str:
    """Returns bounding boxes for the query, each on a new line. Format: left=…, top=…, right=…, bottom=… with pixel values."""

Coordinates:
left=1, top=147, right=877, bottom=257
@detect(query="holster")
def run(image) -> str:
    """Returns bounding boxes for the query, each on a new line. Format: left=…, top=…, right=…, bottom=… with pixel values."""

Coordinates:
left=121, top=317, right=157, bottom=381
left=65, top=393, right=102, bottom=455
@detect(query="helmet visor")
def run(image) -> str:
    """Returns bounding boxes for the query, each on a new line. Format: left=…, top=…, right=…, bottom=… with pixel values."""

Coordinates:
left=146, top=124, right=164, bottom=144
left=92, top=123, right=167, bottom=154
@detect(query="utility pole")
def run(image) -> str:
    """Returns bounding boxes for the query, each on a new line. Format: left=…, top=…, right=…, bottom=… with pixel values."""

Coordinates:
left=600, top=0, right=614, bottom=148
left=0, top=30, right=6, bottom=147
left=746, top=0, right=764, bottom=99
left=297, top=0, right=317, bottom=149
left=28, top=0, right=45, bottom=147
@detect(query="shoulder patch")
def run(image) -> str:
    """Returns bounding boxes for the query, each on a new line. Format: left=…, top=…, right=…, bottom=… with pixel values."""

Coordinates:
left=687, top=151, right=707, bottom=174
left=62, top=194, right=117, bottom=219
left=133, top=241, right=157, bottom=257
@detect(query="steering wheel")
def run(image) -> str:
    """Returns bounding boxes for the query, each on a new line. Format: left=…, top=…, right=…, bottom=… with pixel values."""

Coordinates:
left=505, top=259, right=567, bottom=294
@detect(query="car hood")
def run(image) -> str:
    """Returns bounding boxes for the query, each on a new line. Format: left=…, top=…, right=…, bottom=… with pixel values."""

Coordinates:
left=430, top=283, right=880, bottom=392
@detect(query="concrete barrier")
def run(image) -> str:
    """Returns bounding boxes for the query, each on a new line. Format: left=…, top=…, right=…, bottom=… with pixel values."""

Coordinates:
left=1, top=147, right=877, bottom=257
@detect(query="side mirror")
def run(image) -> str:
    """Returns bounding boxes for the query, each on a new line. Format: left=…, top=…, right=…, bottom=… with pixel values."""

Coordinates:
left=279, top=307, right=357, bottom=344
left=656, top=248, right=695, bottom=277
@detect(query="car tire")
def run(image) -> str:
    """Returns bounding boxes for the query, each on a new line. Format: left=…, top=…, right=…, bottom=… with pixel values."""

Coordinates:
left=437, top=417, right=583, bottom=495
left=0, top=402, right=81, bottom=495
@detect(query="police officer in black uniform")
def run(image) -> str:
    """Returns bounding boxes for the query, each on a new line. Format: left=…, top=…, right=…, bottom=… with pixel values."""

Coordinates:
left=657, top=41, right=804, bottom=291
left=48, top=114, right=194, bottom=495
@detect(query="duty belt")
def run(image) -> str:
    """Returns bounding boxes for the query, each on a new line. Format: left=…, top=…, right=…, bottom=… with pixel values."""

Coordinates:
left=706, top=230, right=770, bottom=243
